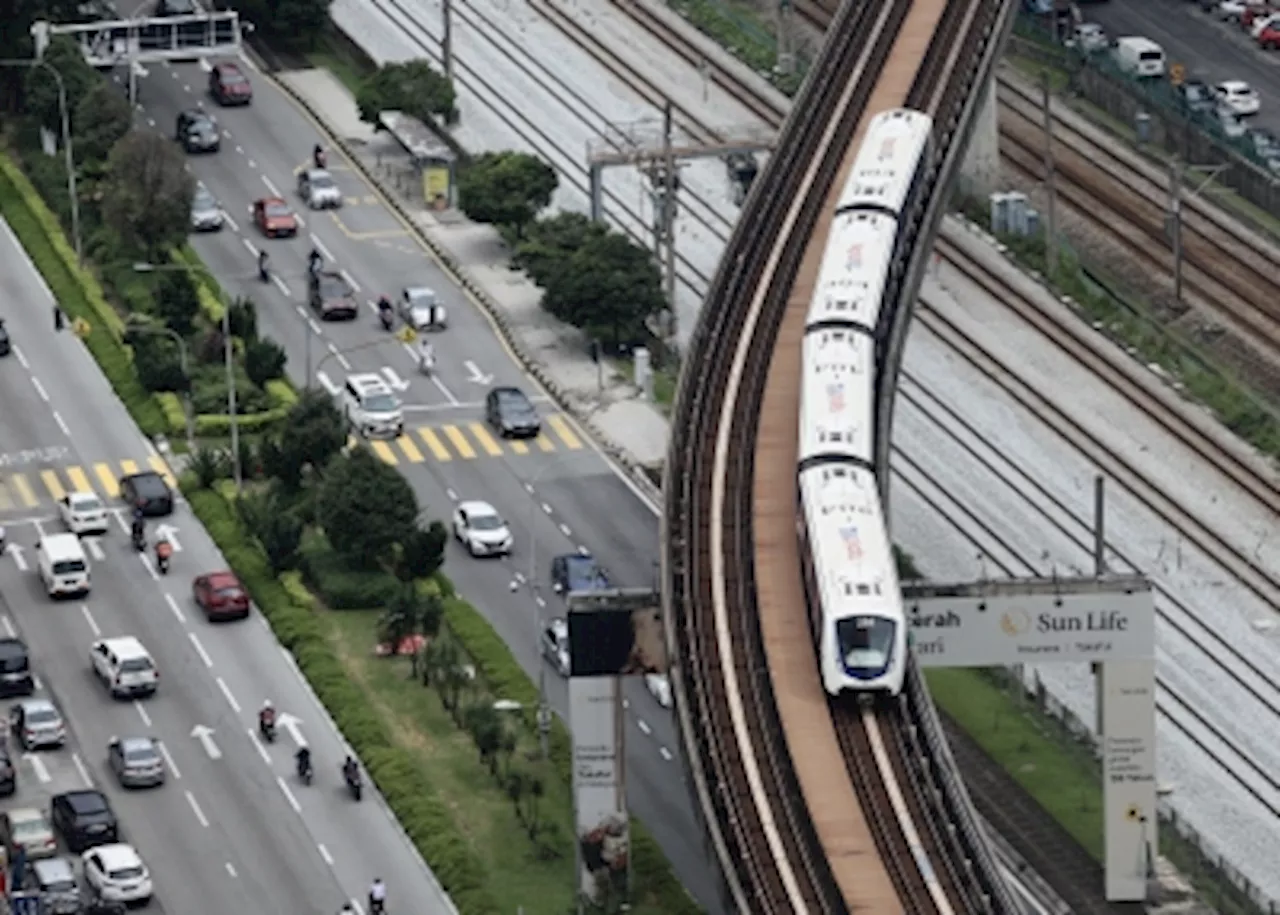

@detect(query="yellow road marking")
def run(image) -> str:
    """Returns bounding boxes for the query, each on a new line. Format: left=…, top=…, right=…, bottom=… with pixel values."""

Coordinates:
left=95, top=464, right=120, bottom=498
left=535, top=434, right=555, bottom=452
left=0, top=482, right=12, bottom=511
left=417, top=428, right=451, bottom=461
left=508, top=439, right=529, bottom=455
left=548, top=415, right=583, bottom=450
left=121, top=459, right=140, bottom=475
left=10, top=475, right=37, bottom=508
left=40, top=470, right=65, bottom=502
left=148, top=455, right=177, bottom=487
left=370, top=441, right=397, bottom=465
left=442, top=425, right=476, bottom=459
left=468, top=423, right=503, bottom=457
left=396, top=436, right=425, bottom=463
left=67, top=467, right=93, bottom=494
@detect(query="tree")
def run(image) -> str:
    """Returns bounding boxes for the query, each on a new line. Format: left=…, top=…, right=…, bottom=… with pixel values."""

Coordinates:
left=260, top=390, right=347, bottom=491
left=394, top=523, right=447, bottom=582
left=356, top=60, right=455, bottom=126
left=245, top=338, right=287, bottom=387
left=155, top=270, right=200, bottom=336
left=457, top=152, right=558, bottom=238
left=514, top=212, right=608, bottom=286
left=229, top=0, right=331, bottom=51
left=465, top=703, right=504, bottom=775
left=101, top=131, right=193, bottom=256
left=22, top=36, right=98, bottom=134
left=73, top=80, right=131, bottom=165
left=239, top=491, right=302, bottom=573
left=378, top=583, right=423, bottom=656
left=227, top=298, right=259, bottom=342
left=542, top=230, right=664, bottom=351
left=316, top=447, right=418, bottom=567
left=131, top=333, right=185, bottom=392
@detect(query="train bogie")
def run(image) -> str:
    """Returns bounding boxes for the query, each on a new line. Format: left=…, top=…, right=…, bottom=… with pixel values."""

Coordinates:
left=835, top=109, right=934, bottom=216
left=806, top=211, right=899, bottom=333
left=798, top=328, right=875, bottom=467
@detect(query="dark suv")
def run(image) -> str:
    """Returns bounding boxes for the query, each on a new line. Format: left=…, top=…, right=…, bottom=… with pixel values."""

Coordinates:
left=551, top=553, right=609, bottom=596
left=309, top=270, right=358, bottom=321
left=51, top=790, right=118, bottom=852
left=175, top=109, right=219, bottom=153
left=485, top=386, right=541, bottom=438
left=120, top=471, right=173, bottom=516
left=0, top=639, right=33, bottom=698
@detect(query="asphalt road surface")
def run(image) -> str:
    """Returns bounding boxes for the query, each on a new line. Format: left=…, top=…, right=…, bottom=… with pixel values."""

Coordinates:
left=16, top=47, right=716, bottom=909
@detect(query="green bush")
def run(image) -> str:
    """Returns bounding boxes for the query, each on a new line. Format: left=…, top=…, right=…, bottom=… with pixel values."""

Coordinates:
left=300, top=534, right=401, bottom=609
left=156, top=392, right=187, bottom=435
left=266, top=379, right=298, bottom=408
left=172, top=246, right=225, bottom=322
left=193, top=407, right=289, bottom=436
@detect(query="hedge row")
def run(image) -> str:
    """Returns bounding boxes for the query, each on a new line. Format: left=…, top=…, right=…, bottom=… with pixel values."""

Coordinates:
left=186, top=487, right=504, bottom=914
left=154, top=380, right=298, bottom=437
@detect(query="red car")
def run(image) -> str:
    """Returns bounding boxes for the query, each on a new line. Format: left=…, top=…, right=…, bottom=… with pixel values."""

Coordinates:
left=253, top=197, right=298, bottom=238
left=193, top=571, right=251, bottom=621
left=209, top=62, right=252, bottom=106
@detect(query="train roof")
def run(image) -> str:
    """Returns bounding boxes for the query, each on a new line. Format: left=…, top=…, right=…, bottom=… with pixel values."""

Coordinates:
left=807, top=211, right=897, bottom=331
left=799, top=329, right=875, bottom=467
left=836, top=108, right=933, bottom=214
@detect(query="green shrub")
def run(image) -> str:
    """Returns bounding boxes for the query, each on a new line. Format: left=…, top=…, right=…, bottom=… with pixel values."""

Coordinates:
left=156, top=392, right=187, bottom=436
left=245, top=338, right=288, bottom=387
left=266, top=379, right=297, bottom=408
left=172, top=246, right=225, bottom=322
left=300, top=535, right=401, bottom=609
left=193, top=407, right=289, bottom=436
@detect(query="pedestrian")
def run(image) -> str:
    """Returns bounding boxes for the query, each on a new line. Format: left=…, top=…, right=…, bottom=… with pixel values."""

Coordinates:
left=53, top=305, right=65, bottom=331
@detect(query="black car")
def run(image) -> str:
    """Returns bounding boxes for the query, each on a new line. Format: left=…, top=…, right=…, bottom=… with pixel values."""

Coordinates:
left=120, top=471, right=173, bottom=517
left=0, top=639, right=33, bottom=698
left=51, top=790, right=118, bottom=852
left=0, top=320, right=10, bottom=357
left=485, top=386, right=541, bottom=438
left=1178, top=80, right=1216, bottom=117
left=0, top=744, right=15, bottom=797
left=175, top=109, right=219, bottom=153
left=550, top=553, right=609, bottom=596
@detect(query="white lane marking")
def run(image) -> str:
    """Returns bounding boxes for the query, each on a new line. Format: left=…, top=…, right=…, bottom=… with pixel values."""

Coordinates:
left=241, top=237, right=259, bottom=257
left=183, top=84, right=192, bottom=93
left=170, top=70, right=179, bottom=80
left=660, top=747, right=673, bottom=761
left=222, top=211, right=239, bottom=233
left=349, top=901, right=366, bottom=915
left=112, top=512, right=130, bottom=535
left=637, top=719, right=651, bottom=735
left=54, top=411, right=70, bottom=437
left=165, top=593, right=186, bottom=623
left=277, top=776, right=302, bottom=813
left=272, top=275, right=290, bottom=296
left=339, top=268, right=360, bottom=292
left=134, top=700, right=152, bottom=727
left=534, top=595, right=546, bottom=608
left=261, top=175, right=281, bottom=197
left=81, top=605, right=101, bottom=637
left=30, top=377, right=49, bottom=401
left=446, top=488, right=458, bottom=502
left=308, top=318, right=323, bottom=336
left=432, top=375, right=459, bottom=405
left=12, top=345, right=29, bottom=369
left=0, top=617, right=13, bottom=638
left=247, top=728, right=272, bottom=765
left=186, top=790, right=210, bottom=827
left=158, top=740, right=182, bottom=779
left=146, top=117, right=156, bottom=127
left=316, top=372, right=340, bottom=396
left=189, top=632, right=214, bottom=669
left=225, top=862, right=237, bottom=878
left=559, top=523, right=572, bottom=538
left=199, top=58, right=213, bottom=73
left=85, top=538, right=105, bottom=563
left=295, top=305, right=307, bottom=318
left=248, top=159, right=257, bottom=169
left=24, top=754, right=50, bottom=783
left=326, top=343, right=351, bottom=371
left=279, top=646, right=305, bottom=680
left=139, top=552, right=160, bottom=581
left=310, top=233, right=333, bottom=262
left=217, top=677, right=241, bottom=713
left=73, top=752, right=91, bottom=786
left=318, top=843, right=334, bottom=866
left=541, top=503, right=553, bottom=515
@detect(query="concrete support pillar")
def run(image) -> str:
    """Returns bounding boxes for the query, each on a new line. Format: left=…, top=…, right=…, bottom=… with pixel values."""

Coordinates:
left=960, top=77, right=1000, bottom=199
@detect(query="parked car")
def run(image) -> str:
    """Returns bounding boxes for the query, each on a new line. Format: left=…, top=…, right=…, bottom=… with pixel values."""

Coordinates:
left=1069, top=22, right=1107, bottom=53
left=10, top=698, right=66, bottom=749
left=0, top=743, right=15, bottom=796
left=51, top=789, right=119, bottom=852
left=1216, top=80, right=1261, bottom=116
left=0, top=638, right=34, bottom=698
left=1178, top=79, right=1216, bottom=116
left=1259, top=17, right=1280, bottom=46
left=1214, top=104, right=1249, bottom=138
left=1, top=808, right=57, bottom=859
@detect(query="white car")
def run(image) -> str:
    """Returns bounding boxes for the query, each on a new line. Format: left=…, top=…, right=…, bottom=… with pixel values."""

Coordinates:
left=82, top=844, right=153, bottom=905
left=1070, top=22, right=1107, bottom=54
left=58, top=491, right=109, bottom=535
left=1216, top=105, right=1250, bottom=139
left=1216, top=80, right=1260, bottom=116
left=646, top=673, right=672, bottom=708
left=452, top=501, right=512, bottom=557
left=399, top=286, right=447, bottom=331
left=1250, top=12, right=1279, bottom=36
left=1216, top=0, right=1257, bottom=21
left=297, top=168, right=342, bottom=209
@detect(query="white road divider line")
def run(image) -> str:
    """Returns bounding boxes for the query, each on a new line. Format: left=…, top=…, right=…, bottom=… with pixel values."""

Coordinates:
left=241, top=237, right=259, bottom=257
left=134, top=700, right=152, bottom=728
left=139, top=553, right=159, bottom=581
left=273, top=275, right=290, bottom=296
left=349, top=900, right=366, bottom=915
left=54, top=412, right=70, bottom=437
left=381, top=367, right=410, bottom=392
left=558, top=523, right=572, bottom=538
left=73, top=752, right=91, bottom=786
left=277, top=776, right=302, bottom=813
left=165, top=593, right=186, bottom=623
left=81, top=605, right=101, bottom=637
left=226, top=862, right=238, bottom=878
left=309, top=233, right=333, bottom=262
left=0, top=617, right=14, bottom=638
left=186, top=790, right=210, bottom=827
left=188, top=632, right=214, bottom=668
left=23, top=753, right=50, bottom=783
left=247, top=728, right=272, bottom=765
left=247, top=159, right=257, bottom=169
left=339, top=268, right=360, bottom=292
left=316, top=372, right=340, bottom=396
left=85, top=538, right=105, bottom=562
left=317, top=843, right=334, bottom=866
left=637, top=719, right=651, bottom=735
left=308, top=318, right=323, bottom=336
left=158, top=740, right=182, bottom=779
left=261, top=175, right=281, bottom=198
left=217, top=677, right=241, bottom=713
left=659, top=747, right=673, bottom=761
left=12, top=345, right=28, bottom=369
left=534, top=595, right=545, bottom=608
left=30, top=377, right=49, bottom=402
left=541, top=503, right=553, bottom=515
left=199, top=58, right=213, bottom=72
left=221, top=210, right=238, bottom=232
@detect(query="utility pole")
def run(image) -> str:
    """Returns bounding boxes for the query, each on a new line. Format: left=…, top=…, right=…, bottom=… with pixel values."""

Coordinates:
left=776, top=0, right=795, bottom=76
left=662, top=101, right=678, bottom=342
left=1093, top=475, right=1106, bottom=576
left=1041, top=71, right=1057, bottom=274
left=1169, top=157, right=1183, bottom=305
left=442, top=0, right=454, bottom=84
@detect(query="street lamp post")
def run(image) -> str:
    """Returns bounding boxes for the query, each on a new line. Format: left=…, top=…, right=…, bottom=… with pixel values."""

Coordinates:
left=133, top=262, right=240, bottom=490
left=129, top=324, right=195, bottom=451
left=1, top=58, right=82, bottom=261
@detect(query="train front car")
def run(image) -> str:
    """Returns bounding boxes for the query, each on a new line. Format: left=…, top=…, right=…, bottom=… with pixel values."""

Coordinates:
left=797, top=464, right=907, bottom=697
left=835, top=108, right=935, bottom=219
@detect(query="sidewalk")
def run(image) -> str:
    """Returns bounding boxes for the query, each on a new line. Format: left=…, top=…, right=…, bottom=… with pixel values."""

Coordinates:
left=274, top=68, right=671, bottom=496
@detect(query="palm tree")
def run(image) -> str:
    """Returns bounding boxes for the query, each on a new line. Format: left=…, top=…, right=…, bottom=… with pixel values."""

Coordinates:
left=378, top=584, right=422, bottom=664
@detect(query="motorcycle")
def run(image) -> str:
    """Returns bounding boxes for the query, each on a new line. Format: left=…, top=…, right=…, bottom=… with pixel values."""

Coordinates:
left=157, top=554, right=170, bottom=575
left=368, top=897, right=385, bottom=915
left=378, top=308, right=394, bottom=332
left=259, top=714, right=277, bottom=743
left=345, top=766, right=363, bottom=801
left=417, top=349, right=435, bottom=376
left=296, top=754, right=313, bottom=786
left=131, top=529, right=146, bottom=553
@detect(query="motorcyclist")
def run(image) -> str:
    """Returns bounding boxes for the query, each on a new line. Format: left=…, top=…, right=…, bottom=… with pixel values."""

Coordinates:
left=377, top=295, right=394, bottom=330
left=308, top=247, right=324, bottom=275
left=257, top=249, right=269, bottom=282
left=259, top=700, right=276, bottom=735
left=417, top=337, right=434, bottom=371
left=314, top=143, right=326, bottom=169
left=130, top=510, right=145, bottom=549
left=342, top=755, right=360, bottom=784
left=295, top=745, right=312, bottom=778
left=154, top=537, right=173, bottom=574
left=368, top=878, right=387, bottom=913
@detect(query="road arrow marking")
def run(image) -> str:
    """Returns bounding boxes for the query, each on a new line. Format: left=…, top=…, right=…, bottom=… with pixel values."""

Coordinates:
left=464, top=360, right=494, bottom=385
left=155, top=524, right=182, bottom=552
left=23, top=754, right=50, bottom=783
left=276, top=712, right=306, bottom=747
left=85, top=538, right=105, bottom=562
left=191, top=725, right=222, bottom=760
left=381, top=368, right=410, bottom=392
left=316, top=371, right=340, bottom=396
left=5, top=544, right=26, bottom=572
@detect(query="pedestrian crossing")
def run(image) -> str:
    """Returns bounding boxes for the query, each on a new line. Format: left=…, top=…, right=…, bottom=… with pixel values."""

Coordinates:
left=357, top=414, right=585, bottom=466
left=0, top=456, right=177, bottom=512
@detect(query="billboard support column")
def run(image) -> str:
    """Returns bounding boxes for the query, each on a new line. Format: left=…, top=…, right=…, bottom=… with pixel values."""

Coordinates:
left=1101, top=659, right=1157, bottom=902
left=1093, top=475, right=1106, bottom=575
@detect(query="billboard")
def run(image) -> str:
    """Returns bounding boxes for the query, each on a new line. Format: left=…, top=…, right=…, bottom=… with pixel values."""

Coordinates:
left=905, top=578, right=1155, bottom=666
left=569, top=676, right=629, bottom=904
left=1101, top=660, right=1158, bottom=901
left=567, top=589, right=667, bottom=677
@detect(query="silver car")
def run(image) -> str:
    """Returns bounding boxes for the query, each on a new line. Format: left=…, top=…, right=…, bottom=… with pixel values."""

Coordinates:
left=10, top=697, right=66, bottom=749
left=297, top=168, right=341, bottom=209
left=399, top=286, right=446, bottom=331
left=108, top=736, right=166, bottom=788
left=30, top=856, right=82, bottom=914
left=190, top=184, right=224, bottom=232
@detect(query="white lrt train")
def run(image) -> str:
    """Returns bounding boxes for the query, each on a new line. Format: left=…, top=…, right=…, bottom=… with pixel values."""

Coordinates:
left=796, top=109, right=934, bottom=697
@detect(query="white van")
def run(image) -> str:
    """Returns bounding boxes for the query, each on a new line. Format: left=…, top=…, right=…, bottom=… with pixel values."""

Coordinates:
left=1112, top=37, right=1166, bottom=79
left=37, top=533, right=90, bottom=598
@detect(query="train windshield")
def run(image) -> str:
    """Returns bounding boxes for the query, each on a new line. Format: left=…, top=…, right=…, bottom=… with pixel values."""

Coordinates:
left=835, top=616, right=896, bottom=679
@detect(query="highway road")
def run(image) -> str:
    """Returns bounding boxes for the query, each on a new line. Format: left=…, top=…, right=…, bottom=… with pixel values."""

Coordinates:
left=96, top=51, right=718, bottom=908
left=1083, top=0, right=1280, bottom=135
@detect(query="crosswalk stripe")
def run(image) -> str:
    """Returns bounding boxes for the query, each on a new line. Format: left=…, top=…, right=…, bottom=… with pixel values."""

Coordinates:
left=509, top=439, right=529, bottom=455
left=535, top=434, right=555, bottom=452
left=396, top=436, right=425, bottom=463
left=10, top=475, right=37, bottom=508
left=468, top=423, right=503, bottom=457
left=67, top=467, right=93, bottom=494
left=95, top=464, right=120, bottom=498
left=0, top=482, right=13, bottom=511
left=442, top=425, right=476, bottom=460
left=148, top=455, right=177, bottom=488
left=121, top=459, right=140, bottom=476
left=548, top=415, right=583, bottom=450
left=41, top=470, right=66, bottom=501
left=417, top=428, right=451, bottom=461
left=370, top=441, right=397, bottom=465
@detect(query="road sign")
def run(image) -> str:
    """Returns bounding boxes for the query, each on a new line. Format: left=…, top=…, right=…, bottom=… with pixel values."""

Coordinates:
left=396, top=326, right=417, bottom=344
left=1170, top=63, right=1185, bottom=86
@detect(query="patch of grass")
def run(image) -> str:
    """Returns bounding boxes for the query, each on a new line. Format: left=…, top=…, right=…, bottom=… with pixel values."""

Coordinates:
left=308, top=29, right=377, bottom=95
